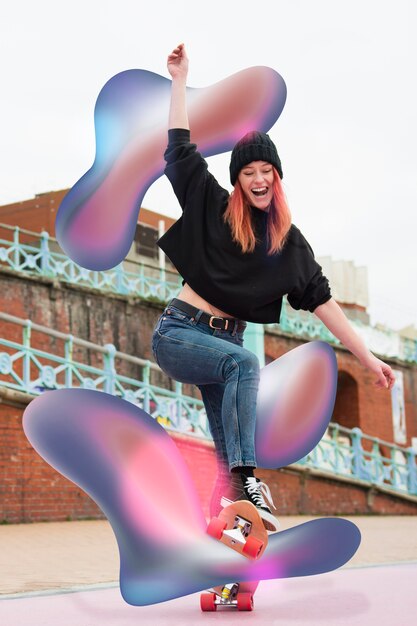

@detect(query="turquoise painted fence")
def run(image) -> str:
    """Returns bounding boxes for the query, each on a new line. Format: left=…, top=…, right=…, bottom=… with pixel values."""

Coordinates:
left=1, top=311, right=416, bottom=498
left=0, top=223, right=182, bottom=302
left=1, top=222, right=416, bottom=364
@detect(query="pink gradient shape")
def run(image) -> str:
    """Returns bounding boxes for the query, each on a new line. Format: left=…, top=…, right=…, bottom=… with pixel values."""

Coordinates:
left=256, top=341, right=337, bottom=468
left=56, top=67, right=286, bottom=269
left=22, top=388, right=359, bottom=606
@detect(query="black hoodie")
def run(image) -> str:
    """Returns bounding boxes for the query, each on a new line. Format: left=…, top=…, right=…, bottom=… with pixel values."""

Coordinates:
left=157, top=129, right=331, bottom=324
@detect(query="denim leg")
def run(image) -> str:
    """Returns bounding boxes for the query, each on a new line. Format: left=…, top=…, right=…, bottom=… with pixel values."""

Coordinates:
left=220, top=349, right=260, bottom=469
left=197, top=383, right=229, bottom=467
left=152, top=319, right=260, bottom=470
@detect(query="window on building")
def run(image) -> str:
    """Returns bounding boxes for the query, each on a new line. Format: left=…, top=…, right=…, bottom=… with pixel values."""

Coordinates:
left=135, top=224, right=159, bottom=260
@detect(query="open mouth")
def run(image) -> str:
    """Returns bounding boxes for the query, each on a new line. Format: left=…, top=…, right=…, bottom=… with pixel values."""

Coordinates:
left=251, top=187, right=268, bottom=197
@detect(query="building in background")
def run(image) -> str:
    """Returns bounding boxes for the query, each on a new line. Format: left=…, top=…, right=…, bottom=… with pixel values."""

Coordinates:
left=0, top=189, right=176, bottom=269
left=1, top=189, right=416, bottom=521
left=317, top=256, right=370, bottom=324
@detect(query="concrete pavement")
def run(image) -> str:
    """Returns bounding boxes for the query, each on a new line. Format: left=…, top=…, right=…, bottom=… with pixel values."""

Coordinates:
left=1, top=516, right=417, bottom=624
left=1, top=516, right=417, bottom=595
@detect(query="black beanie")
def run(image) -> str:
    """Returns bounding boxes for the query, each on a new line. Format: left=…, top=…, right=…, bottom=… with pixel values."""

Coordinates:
left=229, top=131, right=283, bottom=185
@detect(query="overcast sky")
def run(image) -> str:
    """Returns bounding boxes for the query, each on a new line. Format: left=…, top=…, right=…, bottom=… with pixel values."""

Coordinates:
left=1, top=0, right=416, bottom=331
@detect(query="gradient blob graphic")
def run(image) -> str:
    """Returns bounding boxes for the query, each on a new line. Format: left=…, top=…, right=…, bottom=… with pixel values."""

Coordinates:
left=256, top=341, right=337, bottom=467
left=23, top=381, right=360, bottom=606
left=55, top=67, right=287, bottom=270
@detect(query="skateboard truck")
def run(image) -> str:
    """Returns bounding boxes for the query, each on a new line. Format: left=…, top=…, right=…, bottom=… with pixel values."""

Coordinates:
left=200, top=583, right=254, bottom=612
left=220, top=582, right=239, bottom=602
left=206, top=512, right=264, bottom=559
left=223, top=514, right=252, bottom=545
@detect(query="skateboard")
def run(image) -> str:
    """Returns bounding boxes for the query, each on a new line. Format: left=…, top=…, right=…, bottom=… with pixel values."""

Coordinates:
left=200, top=500, right=269, bottom=611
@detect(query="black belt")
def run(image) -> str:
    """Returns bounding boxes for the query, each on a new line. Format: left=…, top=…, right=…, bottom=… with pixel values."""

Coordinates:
left=168, top=298, right=246, bottom=332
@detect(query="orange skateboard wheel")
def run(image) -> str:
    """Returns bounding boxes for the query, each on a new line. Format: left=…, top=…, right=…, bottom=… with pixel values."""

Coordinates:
left=242, top=535, right=264, bottom=559
left=237, top=592, right=254, bottom=611
left=200, top=592, right=217, bottom=611
left=206, top=517, right=227, bottom=540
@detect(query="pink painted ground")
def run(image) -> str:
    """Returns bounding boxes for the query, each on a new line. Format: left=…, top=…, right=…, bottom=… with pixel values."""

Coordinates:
left=1, top=563, right=415, bottom=626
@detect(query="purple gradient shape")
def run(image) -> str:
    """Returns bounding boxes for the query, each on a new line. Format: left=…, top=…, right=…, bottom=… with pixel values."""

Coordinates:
left=256, top=341, right=338, bottom=468
left=23, top=386, right=360, bottom=606
left=55, top=67, right=286, bottom=270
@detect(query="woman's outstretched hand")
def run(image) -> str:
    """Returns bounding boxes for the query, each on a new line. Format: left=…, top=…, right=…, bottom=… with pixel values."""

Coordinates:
left=167, top=43, right=189, bottom=81
left=314, top=299, right=396, bottom=391
left=361, top=354, right=396, bottom=390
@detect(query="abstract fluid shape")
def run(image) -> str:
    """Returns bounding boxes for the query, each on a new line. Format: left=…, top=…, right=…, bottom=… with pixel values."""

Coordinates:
left=55, top=67, right=286, bottom=270
left=255, top=341, right=338, bottom=468
left=23, top=388, right=360, bottom=606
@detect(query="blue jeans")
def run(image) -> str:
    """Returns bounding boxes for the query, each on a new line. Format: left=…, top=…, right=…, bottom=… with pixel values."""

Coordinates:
left=151, top=303, right=260, bottom=470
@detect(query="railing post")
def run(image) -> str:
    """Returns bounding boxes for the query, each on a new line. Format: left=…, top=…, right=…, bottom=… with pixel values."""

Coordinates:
left=406, top=447, right=417, bottom=495
left=351, top=427, right=365, bottom=480
left=103, top=343, right=117, bottom=395
left=68, top=257, right=76, bottom=283
left=371, top=440, right=384, bottom=485
left=13, top=227, right=20, bottom=269
left=40, top=230, right=51, bottom=275
left=64, top=335, right=74, bottom=388
left=22, top=319, right=32, bottom=391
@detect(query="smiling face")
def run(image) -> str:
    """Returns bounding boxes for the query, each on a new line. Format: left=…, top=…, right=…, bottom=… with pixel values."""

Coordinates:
left=237, top=161, right=274, bottom=211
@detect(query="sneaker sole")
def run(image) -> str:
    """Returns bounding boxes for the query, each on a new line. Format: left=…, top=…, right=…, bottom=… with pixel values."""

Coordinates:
left=221, top=497, right=280, bottom=534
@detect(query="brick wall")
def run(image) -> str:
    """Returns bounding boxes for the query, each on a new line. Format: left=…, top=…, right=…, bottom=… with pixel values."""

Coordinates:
left=1, top=396, right=416, bottom=524
left=256, top=468, right=417, bottom=515
left=2, top=269, right=415, bottom=448
left=1, top=269, right=417, bottom=522
left=0, top=400, right=103, bottom=523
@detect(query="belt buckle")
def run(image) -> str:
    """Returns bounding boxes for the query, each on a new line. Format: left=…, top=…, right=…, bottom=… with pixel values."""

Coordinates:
left=209, top=316, right=228, bottom=330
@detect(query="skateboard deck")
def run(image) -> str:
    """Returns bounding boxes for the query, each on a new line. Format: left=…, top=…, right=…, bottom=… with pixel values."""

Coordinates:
left=206, top=500, right=268, bottom=559
left=201, top=500, right=269, bottom=611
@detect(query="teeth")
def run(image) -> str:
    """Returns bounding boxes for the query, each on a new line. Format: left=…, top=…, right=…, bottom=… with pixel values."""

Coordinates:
left=252, top=187, right=268, bottom=196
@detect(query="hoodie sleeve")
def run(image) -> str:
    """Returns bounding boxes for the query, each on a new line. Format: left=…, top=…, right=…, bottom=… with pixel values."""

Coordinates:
left=286, top=227, right=332, bottom=312
left=164, top=128, right=227, bottom=210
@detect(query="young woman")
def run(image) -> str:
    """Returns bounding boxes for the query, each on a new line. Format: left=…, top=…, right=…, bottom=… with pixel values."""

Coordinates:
left=151, top=44, right=395, bottom=532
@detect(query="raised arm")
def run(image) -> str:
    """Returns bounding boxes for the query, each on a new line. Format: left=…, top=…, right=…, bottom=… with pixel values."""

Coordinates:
left=167, top=43, right=189, bottom=130
left=314, top=298, right=396, bottom=390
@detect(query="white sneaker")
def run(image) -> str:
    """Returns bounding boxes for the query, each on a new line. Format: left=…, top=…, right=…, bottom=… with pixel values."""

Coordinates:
left=222, top=474, right=280, bottom=533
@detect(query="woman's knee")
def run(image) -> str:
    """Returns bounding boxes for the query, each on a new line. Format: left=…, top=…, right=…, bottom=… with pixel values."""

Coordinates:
left=224, top=348, right=260, bottom=380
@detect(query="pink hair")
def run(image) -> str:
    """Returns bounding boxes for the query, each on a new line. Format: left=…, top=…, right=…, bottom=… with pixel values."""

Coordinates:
left=223, top=168, right=291, bottom=254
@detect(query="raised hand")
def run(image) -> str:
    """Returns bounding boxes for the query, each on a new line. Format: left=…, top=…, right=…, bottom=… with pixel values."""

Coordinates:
left=167, top=43, right=189, bottom=81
